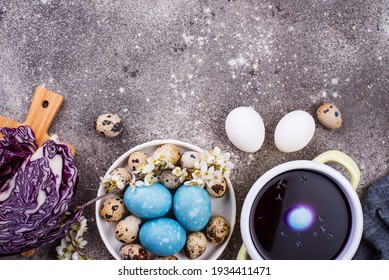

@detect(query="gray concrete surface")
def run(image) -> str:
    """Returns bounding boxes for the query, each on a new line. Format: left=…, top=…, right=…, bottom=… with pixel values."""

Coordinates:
left=0, top=0, right=388, bottom=260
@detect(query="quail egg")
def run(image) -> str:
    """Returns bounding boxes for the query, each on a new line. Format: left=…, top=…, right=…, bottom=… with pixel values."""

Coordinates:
left=206, top=216, right=230, bottom=245
left=128, top=151, right=149, bottom=172
left=115, top=215, right=142, bottom=243
left=95, top=113, right=122, bottom=137
left=206, top=178, right=227, bottom=198
left=110, top=167, right=132, bottom=185
left=100, top=196, right=126, bottom=222
left=185, top=232, right=208, bottom=259
left=181, top=151, right=201, bottom=169
left=153, top=144, right=181, bottom=164
left=119, top=244, right=148, bottom=260
left=154, top=255, right=178, bottom=260
left=316, top=102, right=342, bottom=129
left=158, top=169, right=181, bottom=189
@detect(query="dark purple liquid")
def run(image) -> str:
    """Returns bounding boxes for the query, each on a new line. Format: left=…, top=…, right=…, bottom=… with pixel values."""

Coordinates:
left=250, top=170, right=352, bottom=260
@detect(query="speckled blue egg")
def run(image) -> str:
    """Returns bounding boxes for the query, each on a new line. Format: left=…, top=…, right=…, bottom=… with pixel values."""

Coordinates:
left=124, top=182, right=172, bottom=219
left=173, top=185, right=211, bottom=231
left=139, top=218, right=186, bottom=256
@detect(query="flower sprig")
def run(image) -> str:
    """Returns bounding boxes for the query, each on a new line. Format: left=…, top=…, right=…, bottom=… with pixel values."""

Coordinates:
left=99, top=174, right=125, bottom=193
left=183, top=147, right=234, bottom=188
left=134, top=153, right=176, bottom=187
left=97, top=146, right=233, bottom=191
left=56, top=216, right=89, bottom=260
left=172, top=167, right=188, bottom=183
left=134, top=147, right=233, bottom=188
left=184, top=147, right=234, bottom=187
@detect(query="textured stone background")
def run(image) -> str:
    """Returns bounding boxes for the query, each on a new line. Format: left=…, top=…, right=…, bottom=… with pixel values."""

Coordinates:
left=0, top=0, right=388, bottom=260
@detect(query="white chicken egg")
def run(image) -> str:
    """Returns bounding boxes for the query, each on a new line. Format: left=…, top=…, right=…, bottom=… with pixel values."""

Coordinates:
left=274, top=110, right=315, bottom=153
left=225, top=107, right=265, bottom=153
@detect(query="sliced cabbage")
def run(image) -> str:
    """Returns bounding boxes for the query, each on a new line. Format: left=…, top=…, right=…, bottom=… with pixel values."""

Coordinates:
left=0, top=126, right=82, bottom=255
left=0, top=126, right=37, bottom=186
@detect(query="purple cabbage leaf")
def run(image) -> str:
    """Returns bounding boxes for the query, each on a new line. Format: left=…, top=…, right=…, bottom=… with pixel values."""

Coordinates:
left=0, top=126, right=82, bottom=255
left=0, top=125, right=37, bottom=186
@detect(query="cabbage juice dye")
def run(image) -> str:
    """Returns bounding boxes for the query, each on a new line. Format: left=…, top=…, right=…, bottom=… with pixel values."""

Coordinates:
left=249, top=169, right=352, bottom=260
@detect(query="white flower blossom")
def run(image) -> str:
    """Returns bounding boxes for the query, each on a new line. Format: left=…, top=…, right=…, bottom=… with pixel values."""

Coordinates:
left=184, top=177, right=205, bottom=187
left=111, top=175, right=125, bottom=189
left=210, top=146, right=222, bottom=156
left=71, top=252, right=80, bottom=260
left=184, top=169, right=205, bottom=187
left=203, top=153, right=216, bottom=165
left=184, top=147, right=233, bottom=188
left=135, top=180, right=145, bottom=187
left=172, top=167, right=181, bottom=176
left=143, top=172, right=157, bottom=186
left=141, top=163, right=155, bottom=174
left=194, top=160, right=201, bottom=170
left=128, top=175, right=138, bottom=188
left=76, top=237, right=88, bottom=249
left=56, top=216, right=89, bottom=260
left=100, top=175, right=125, bottom=192
left=145, top=154, right=174, bottom=169
left=172, top=167, right=188, bottom=182
left=56, top=239, right=72, bottom=260
left=208, top=169, right=223, bottom=187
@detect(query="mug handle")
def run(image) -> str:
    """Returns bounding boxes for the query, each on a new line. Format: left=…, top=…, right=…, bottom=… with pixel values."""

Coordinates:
left=313, top=150, right=361, bottom=189
left=237, top=244, right=249, bottom=260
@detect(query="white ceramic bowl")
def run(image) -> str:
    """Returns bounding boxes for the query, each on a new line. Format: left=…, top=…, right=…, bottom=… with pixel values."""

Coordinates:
left=96, top=139, right=236, bottom=260
left=240, top=151, right=363, bottom=260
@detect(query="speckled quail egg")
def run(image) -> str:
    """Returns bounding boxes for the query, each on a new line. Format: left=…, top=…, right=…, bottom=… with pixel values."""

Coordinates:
left=181, top=151, right=201, bottom=169
left=128, top=151, right=149, bottom=172
left=158, top=169, right=181, bottom=189
left=206, top=216, right=230, bottom=245
left=94, top=113, right=122, bottom=137
left=316, top=102, right=342, bottom=129
left=110, top=167, right=132, bottom=184
left=206, top=178, right=227, bottom=198
left=100, top=196, right=126, bottom=222
left=154, top=255, right=178, bottom=260
left=153, top=144, right=181, bottom=164
left=119, top=244, right=148, bottom=260
left=185, top=232, right=208, bottom=259
left=115, top=215, right=142, bottom=243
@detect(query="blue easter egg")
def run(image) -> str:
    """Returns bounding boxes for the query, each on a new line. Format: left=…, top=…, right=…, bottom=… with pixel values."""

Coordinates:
left=124, top=182, right=172, bottom=219
left=173, top=185, right=211, bottom=231
left=139, top=218, right=186, bottom=256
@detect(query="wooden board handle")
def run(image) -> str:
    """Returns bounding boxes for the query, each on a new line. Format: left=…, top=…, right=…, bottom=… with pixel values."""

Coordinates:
left=24, top=86, right=64, bottom=147
left=0, top=86, right=75, bottom=155
left=0, top=116, right=20, bottom=130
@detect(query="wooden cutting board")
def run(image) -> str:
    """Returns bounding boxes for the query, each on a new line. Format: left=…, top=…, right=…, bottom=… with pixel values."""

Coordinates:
left=0, top=86, right=75, bottom=155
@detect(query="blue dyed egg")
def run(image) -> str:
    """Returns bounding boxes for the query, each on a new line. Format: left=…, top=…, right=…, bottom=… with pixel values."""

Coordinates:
left=173, top=185, right=211, bottom=231
left=139, top=218, right=186, bottom=256
left=124, top=182, right=172, bottom=219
